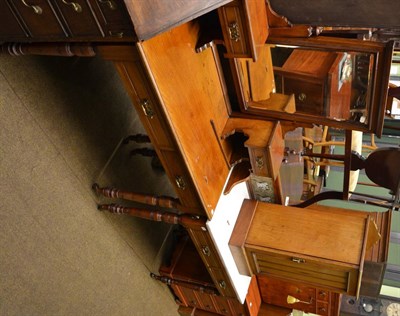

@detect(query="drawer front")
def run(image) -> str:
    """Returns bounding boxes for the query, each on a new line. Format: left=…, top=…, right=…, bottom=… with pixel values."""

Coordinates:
left=0, top=2, right=28, bottom=39
left=283, top=78, right=324, bottom=115
left=10, top=0, right=67, bottom=38
left=52, top=0, right=103, bottom=37
left=218, top=1, right=250, bottom=58
left=89, top=0, right=134, bottom=38
left=249, top=249, right=358, bottom=294
left=248, top=148, right=269, bottom=177
left=160, top=150, right=202, bottom=211
left=189, top=229, right=223, bottom=269
left=214, top=296, right=233, bottom=316
left=197, top=292, right=219, bottom=314
left=317, top=301, right=330, bottom=316
left=178, top=286, right=201, bottom=308
left=317, top=289, right=329, bottom=302
left=120, top=61, right=174, bottom=149
left=257, top=275, right=316, bottom=313
left=209, top=267, right=237, bottom=298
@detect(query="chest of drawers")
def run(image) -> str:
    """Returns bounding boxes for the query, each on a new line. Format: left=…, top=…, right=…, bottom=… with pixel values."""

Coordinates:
left=229, top=200, right=380, bottom=297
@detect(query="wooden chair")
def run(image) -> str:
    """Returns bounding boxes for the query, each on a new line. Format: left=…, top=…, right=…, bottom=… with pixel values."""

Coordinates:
left=296, top=147, right=400, bottom=211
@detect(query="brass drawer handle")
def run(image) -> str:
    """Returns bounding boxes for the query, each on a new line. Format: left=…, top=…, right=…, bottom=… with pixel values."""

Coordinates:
left=298, top=93, right=307, bottom=102
left=21, top=0, right=43, bottom=14
left=255, top=156, right=264, bottom=169
left=109, top=31, right=124, bottom=38
left=98, top=0, right=116, bottom=10
left=61, top=0, right=82, bottom=12
left=318, top=290, right=327, bottom=297
left=228, top=22, right=240, bottom=42
left=292, top=257, right=306, bottom=263
left=140, top=99, right=154, bottom=118
left=201, top=245, right=211, bottom=256
left=218, top=280, right=226, bottom=289
left=175, top=176, right=186, bottom=190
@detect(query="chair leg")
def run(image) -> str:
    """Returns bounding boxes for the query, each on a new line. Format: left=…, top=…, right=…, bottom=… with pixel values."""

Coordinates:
left=92, top=183, right=181, bottom=209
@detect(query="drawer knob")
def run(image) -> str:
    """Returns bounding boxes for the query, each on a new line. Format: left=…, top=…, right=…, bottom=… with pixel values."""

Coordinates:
left=175, top=176, right=186, bottom=190
left=201, top=246, right=211, bottom=256
left=21, top=0, right=43, bottom=14
left=61, top=0, right=82, bottom=13
left=218, top=280, right=226, bottom=289
left=255, top=156, right=264, bottom=169
left=228, top=22, right=240, bottom=42
left=292, top=257, right=306, bottom=264
left=298, top=93, right=307, bottom=101
left=319, top=290, right=327, bottom=297
left=140, top=99, right=154, bottom=118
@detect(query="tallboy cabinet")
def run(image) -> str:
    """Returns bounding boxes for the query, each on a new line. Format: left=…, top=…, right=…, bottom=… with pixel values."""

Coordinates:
left=229, top=200, right=380, bottom=297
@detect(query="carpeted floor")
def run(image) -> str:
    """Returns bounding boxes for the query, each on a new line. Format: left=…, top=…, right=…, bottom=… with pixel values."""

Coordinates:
left=0, top=54, right=180, bottom=316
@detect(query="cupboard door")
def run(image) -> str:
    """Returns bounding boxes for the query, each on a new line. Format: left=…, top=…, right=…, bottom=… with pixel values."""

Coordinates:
left=52, top=0, right=103, bottom=37
left=249, top=250, right=359, bottom=295
left=10, top=0, right=67, bottom=38
left=0, top=1, right=28, bottom=39
left=258, top=275, right=316, bottom=313
left=89, top=0, right=135, bottom=38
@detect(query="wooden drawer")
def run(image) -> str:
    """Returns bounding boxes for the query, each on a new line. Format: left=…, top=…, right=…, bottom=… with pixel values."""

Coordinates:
left=283, top=78, right=324, bottom=115
left=248, top=148, right=270, bottom=177
left=189, top=229, right=222, bottom=269
left=118, top=60, right=174, bottom=149
left=187, top=228, right=236, bottom=298
left=213, top=296, right=232, bottom=315
left=198, top=292, right=219, bottom=314
left=218, top=0, right=268, bottom=61
left=9, top=0, right=67, bottom=38
left=89, top=0, right=135, bottom=38
left=52, top=0, right=102, bottom=37
left=0, top=2, right=28, bottom=39
left=317, top=289, right=330, bottom=302
left=178, top=286, right=202, bottom=308
left=317, top=301, right=330, bottom=316
left=159, top=150, right=202, bottom=211
left=249, top=250, right=358, bottom=295
left=208, top=267, right=236, bottom=298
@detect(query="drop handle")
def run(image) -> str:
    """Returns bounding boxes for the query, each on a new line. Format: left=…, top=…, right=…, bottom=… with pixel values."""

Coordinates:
left=21, top=0, right=43, bottom=14
left=61, top=0, right=82, bottom=12
left=98, top=0, right=116, bottom=10
left=292, top=257, right=306, bottom=263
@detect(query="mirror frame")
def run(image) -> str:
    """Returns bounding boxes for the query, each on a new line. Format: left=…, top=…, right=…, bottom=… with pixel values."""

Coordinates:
left=232, top=36, right=394, bottom=137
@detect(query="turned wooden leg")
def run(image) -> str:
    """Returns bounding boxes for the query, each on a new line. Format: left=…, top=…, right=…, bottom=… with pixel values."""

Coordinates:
left=97, top=203, right=206, bottom=229
left=150, top=273, right=219, bottom=295
left=92, top=183, right=181, bottom=209
left=122, top=134, right=151, bottom=144
left=1, top=42, right=95, bottom=57
left=129, top=148, right=164, bottom=171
